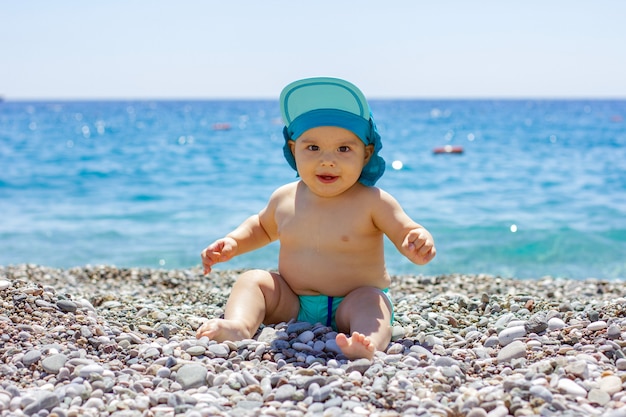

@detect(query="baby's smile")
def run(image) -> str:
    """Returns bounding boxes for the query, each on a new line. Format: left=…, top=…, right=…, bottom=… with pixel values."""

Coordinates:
left=317, top=174, right=338, bottom=183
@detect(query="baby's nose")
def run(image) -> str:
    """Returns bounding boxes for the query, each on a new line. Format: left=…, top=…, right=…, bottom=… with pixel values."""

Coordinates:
left=319, top=152, right=336, bottom=165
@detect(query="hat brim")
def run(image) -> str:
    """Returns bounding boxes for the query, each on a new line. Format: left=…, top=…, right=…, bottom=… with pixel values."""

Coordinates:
left=280, top=77, right=370, bottom=127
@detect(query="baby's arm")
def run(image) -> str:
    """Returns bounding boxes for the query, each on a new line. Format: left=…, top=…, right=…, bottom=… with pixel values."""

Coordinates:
left=201, top=195, right=279, bottom=274
left=372, top=189, right=436, bottom=265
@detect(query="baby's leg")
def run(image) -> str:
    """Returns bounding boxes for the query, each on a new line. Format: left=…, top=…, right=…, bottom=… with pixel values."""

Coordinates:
left=196, top=269, right=299, bottom=342
left=334, top=287, right=393, bottom=360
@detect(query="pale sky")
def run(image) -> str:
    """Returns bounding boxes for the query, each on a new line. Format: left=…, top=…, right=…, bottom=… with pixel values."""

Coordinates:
left=2, top=1, right=625, bottom=99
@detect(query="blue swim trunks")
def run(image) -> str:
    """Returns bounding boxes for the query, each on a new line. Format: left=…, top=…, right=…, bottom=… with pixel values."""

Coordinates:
left=296, top=288, right=394, bottom=331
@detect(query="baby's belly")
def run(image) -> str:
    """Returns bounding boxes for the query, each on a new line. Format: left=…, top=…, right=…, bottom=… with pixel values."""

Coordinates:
left=278, top=250, right=390, bottom=297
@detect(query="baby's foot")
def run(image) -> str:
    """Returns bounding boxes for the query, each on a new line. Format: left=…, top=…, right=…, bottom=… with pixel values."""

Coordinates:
left=195, top=318, right=250, bottom=342
left=335, top=331, right=376, bottom=360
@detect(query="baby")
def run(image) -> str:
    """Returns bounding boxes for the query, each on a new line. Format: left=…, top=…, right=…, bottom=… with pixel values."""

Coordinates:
left=197, top=77, right=436, bottom=359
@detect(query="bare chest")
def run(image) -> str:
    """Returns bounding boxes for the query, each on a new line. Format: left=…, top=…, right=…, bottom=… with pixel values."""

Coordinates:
left=276, top=204, right=377, bottom=249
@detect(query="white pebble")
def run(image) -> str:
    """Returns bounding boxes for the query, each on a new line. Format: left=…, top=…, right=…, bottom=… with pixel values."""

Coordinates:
left=547, top=317, right=566, bottom=330
left=498, top=326, right=527, bottom=346
left=587, top=321, right=608, bottom=331
left=557, top=378, right=587, bottom=397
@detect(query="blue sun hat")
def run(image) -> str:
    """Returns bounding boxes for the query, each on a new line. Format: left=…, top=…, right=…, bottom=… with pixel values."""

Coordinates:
left=280, top=77, right=385, bottom=186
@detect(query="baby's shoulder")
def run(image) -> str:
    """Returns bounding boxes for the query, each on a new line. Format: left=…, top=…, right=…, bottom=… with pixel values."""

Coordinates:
left=356, top=185, right=403, bottom=210
left=268, top=181, right=298, bottom=203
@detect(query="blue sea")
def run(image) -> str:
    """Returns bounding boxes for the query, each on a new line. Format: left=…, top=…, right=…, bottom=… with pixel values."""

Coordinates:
left=1, top=99, right=625, bottom=280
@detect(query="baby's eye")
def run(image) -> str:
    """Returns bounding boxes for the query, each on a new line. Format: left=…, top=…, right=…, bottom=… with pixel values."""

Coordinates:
left=307, top=145, right=319, bottom=151
left=338, top=146, right=351, bottom=152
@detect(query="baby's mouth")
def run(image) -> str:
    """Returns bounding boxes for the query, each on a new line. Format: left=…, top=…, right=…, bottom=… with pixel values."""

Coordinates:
left=317, top=174, right=338, bottom=183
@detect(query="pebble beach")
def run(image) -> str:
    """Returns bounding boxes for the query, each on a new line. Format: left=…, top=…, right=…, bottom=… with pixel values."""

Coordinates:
left=1, top=265, right=625, bottom=417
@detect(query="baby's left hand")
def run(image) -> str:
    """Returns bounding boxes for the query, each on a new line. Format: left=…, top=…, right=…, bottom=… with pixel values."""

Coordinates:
left=402, top=227, right=436, bottom=265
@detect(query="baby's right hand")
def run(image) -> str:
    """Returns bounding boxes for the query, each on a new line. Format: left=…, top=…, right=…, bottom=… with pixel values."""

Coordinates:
left=201, top=237, right=237, bottom=274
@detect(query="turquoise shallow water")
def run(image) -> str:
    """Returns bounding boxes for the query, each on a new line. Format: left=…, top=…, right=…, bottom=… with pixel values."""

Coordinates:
left=1, top=99, right=625, bottom=279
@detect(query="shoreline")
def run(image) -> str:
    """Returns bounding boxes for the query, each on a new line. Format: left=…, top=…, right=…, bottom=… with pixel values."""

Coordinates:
left=1, top=264, right=625, bottom=416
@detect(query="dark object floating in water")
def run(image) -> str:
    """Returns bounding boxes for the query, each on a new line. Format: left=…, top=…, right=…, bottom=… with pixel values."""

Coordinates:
left=433, top=145, right=464, bottom=155
left=212, top=123, right=232, bottom=131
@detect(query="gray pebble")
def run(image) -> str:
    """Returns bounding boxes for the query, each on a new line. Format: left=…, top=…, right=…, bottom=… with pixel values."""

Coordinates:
left=525, top=313, right=548, bottom=333
left=274, top=383, right=296, bottom=401
left=345, top=358, right=372, bottom=374
left=41, top=354, right=68, bottom=374
left=79, top=363, right=104, bottom=378
left=186, top=345, right=206, bottom=356
left=23, top=391, right=60, bottom=415
left=22, top=350, right=42, bottom=366
left=529, top=385, right=553, bottom=403
left=607, top=324, right=621, bottom=338
left=298, top=330, right=315, bottom=343
left=286, top=322, right=313, bottom=334
left=176, top=364, right=207, bottom=389
left=56, top=299, right=77, bottom=313
left=208, top=343, right=229, bottom=358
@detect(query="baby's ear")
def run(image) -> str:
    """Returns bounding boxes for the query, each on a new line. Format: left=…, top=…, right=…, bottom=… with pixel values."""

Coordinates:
left=288, top=140, right=296, bottom=156
left=364, top=144, right=374, bottom=163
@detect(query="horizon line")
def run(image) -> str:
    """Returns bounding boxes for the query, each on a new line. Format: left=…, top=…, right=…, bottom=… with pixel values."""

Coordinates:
left=3, top=95, right=626, bottom=102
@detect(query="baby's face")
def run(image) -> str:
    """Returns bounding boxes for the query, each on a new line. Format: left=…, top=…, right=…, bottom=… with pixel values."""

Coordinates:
left=288, top=126, right=373, bottom=196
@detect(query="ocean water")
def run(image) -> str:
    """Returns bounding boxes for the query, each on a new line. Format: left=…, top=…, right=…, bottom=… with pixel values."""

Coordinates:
left=1, top=99, right=625, bottom=280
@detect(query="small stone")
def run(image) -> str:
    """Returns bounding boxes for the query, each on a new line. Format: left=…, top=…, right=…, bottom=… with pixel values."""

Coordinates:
left=557, top=378, right=587, bottom=397
left=525, top=313, right=548, bottom=334
left=565, top=360, right=589, bottom=378
left=256, top=326, right=277, bottom=344
left=345, top=358, right=372, bottom=374
left=0, top=280, right=11, bottom=290
left=434, top=356, right=459, bottom=367
left=312, top=385, right=332, bottom=402
left=466, top=408, right=488, bottom=417
left=497, top=340, right=526, bottom=363
left=42, top=354, right=68, bottom=374
left=23, top=391, right=60, bottom=415
left=274, top=383, right=296, bottom=401
left=607, top=324, right=621, bottom=338
left=83, top=397, right=105, bottom=411
left=22, top=350, right=42, bottom=366
left=56, top=299, right=77, bottom=313
left=298, top=330, right=315, bottom=343
left=391, top=326, right=406, bottom=341
left=386, top=343, right=404, bottom=355
left=325, top=339, right=342, bottom=354
left=547, top=317, right=566, bottom=330
left=587, top=321, right=608, bottom=331
left=529, top=385, right=553, bottom=403
left=176, top=364, right=207, bottom=389
left=186, top=346, right=206, bottom=356
left=616, top=358, right=626, bottom=370
left=588, top=388, right=611, bottom=406
left=498, top=326, right=527, bottom=346
left=78, top=363, right=104, bottom=378
left=208, top=343, right=229, bottom=358
left=286, top=322, right=313, bottom=334
left=599, top=375, right=623, bottom=395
